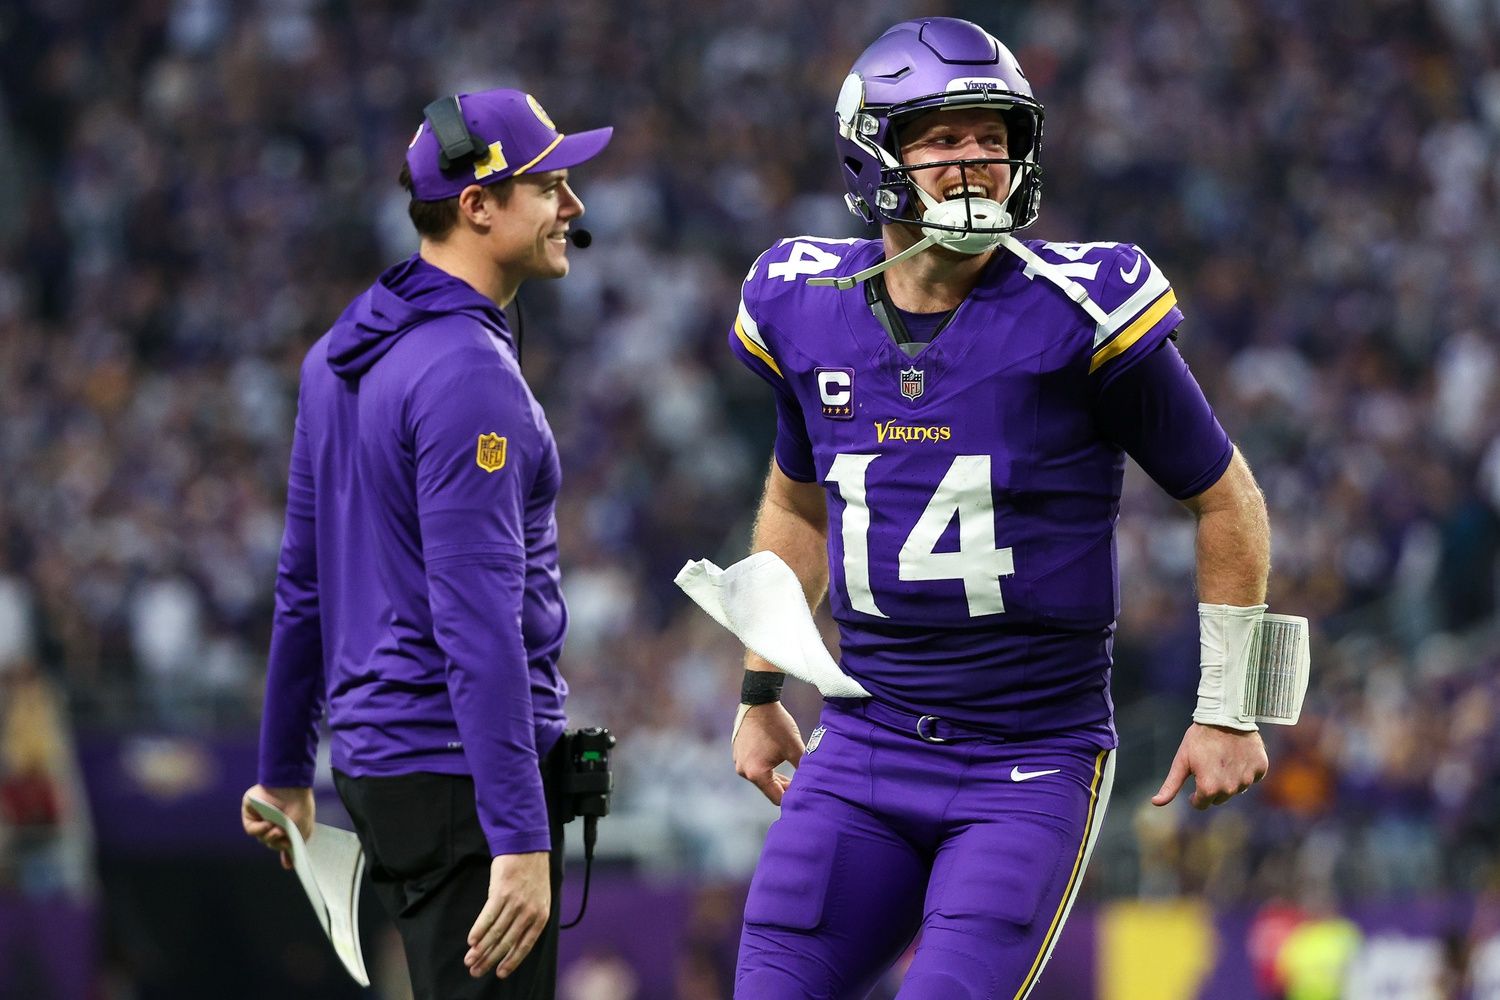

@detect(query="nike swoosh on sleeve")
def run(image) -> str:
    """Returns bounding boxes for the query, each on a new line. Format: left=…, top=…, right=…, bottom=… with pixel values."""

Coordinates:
left=1118, top=255, right=1143, bottom=283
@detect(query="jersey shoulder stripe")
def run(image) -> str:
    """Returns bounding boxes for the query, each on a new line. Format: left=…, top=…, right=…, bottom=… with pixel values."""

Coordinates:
left=1090, top=287, right=1177, bottom=372
left=1079, top=243, right=1182, bottom=376
left=1015, top=240, right=1181, bottom=375
left=1090, top=247, right=1172, bottom=349
left=733, top=301, right=783, bottom=378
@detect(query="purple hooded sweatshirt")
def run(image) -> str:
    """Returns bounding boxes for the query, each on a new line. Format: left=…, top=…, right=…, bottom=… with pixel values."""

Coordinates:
left=257, top=254, right=567, bottom=856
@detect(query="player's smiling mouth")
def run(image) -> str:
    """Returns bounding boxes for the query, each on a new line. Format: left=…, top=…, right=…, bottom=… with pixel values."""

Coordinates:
left=942, top=182, right=990, bottom=200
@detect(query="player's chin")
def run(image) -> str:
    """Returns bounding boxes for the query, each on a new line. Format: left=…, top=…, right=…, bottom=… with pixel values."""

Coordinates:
left=538, top=241, right=570, bottom=278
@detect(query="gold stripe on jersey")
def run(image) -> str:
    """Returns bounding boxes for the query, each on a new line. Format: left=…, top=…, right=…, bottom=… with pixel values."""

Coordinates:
left=735, top=301, right=783, bottom=377
left=1012, top=749, right=1111, bottom=1000
left=1089, top=290, right=1177, bottom=374
left=1093, top=258, right=1171, bottom=349
left=735, top=316, right=783, bottom=378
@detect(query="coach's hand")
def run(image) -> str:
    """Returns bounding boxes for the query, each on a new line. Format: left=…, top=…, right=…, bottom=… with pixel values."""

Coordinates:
left=735, top=702, right=804, bottom=806
left=465, top=851, right=551, bottom=980
left=1151, top=723, right=1268, bottom=810
left=240, top=784, right=314, bottom=871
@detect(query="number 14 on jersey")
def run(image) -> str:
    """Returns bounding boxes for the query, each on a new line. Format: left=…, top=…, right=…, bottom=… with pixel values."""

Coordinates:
left=826, top=453, right=1015, bottom=619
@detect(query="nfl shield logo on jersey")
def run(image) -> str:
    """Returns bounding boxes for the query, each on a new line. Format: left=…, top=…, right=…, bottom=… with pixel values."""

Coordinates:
left=806, top=725, right=827, bottom=753
left=899, top=366, right=925, bottom=401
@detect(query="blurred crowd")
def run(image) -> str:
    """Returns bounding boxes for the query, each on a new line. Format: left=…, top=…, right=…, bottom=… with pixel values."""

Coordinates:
left=2, top=0, right=1499, bottom=925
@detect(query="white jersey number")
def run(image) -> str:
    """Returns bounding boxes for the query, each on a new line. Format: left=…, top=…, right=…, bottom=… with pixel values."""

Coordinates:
left=825, top=453, right=1015, bottom=619
left=768, top=241, right=842, bottom=282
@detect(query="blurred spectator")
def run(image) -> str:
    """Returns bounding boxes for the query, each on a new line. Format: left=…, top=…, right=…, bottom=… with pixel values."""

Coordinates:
left=0, top=656, right=96, bottom=997
left=561, top=947, right=641, bottom=1000
left=1274, top=900, right=1363, bottom=1000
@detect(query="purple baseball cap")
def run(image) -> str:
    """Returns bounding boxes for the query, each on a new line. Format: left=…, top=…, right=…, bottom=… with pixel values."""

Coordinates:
left=404, top=88, right=613, bottom=202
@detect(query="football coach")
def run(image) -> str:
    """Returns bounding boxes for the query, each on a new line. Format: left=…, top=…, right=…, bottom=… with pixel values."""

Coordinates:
left=240, top=87, right=611, bottom=998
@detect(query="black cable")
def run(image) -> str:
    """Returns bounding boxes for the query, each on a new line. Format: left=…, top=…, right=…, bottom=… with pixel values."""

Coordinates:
left=512, top=293, right=523, bottom=366
left=559, top=816, right=597, bottom=929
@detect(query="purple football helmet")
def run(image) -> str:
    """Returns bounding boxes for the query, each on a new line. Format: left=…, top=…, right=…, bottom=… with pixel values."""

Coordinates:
left=835, top=18, right=1043, bottom=236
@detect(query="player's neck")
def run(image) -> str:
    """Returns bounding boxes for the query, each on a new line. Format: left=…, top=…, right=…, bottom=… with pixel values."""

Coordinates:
left=880, top=227, right=992, bottom=312
left=419, top=239, right=521, bottom=308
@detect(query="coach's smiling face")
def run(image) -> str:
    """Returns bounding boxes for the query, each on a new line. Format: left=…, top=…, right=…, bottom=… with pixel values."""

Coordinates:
left=490, top=169, right=585, bottom=282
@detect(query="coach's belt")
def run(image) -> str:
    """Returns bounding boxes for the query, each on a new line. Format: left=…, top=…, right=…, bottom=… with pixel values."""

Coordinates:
left=833, top=698, right=1006, bottom=745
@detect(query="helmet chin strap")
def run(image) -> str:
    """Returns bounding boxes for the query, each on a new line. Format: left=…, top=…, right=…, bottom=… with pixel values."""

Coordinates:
left=807, top=195, right=1012, bottom=291
left=808, top=232, right=941, bottom=290
left=812, top=154, right=1031, bottom=290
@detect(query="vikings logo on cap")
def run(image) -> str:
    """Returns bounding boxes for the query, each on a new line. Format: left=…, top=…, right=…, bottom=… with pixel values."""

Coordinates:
left=526, top=94, right=555, bottom=130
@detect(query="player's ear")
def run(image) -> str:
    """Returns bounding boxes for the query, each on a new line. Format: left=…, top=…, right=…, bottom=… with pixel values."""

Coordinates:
left=456, top=184, right=492, bottom=228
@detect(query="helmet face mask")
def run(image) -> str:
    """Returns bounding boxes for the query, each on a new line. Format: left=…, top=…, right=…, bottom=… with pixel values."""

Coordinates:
left=835, top=18, right=1045, bottom=237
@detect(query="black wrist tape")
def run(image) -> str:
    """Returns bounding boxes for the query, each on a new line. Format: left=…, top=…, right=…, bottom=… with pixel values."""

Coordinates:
left=740, top=669, right=786, bottom=706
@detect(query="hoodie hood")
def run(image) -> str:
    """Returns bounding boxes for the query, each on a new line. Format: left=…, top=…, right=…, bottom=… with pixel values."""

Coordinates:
left=327, top=254, right=512, bottom=379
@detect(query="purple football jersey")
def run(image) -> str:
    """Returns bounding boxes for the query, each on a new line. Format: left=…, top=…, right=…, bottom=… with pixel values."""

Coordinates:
left=730, top=237, right=1225, bottom=743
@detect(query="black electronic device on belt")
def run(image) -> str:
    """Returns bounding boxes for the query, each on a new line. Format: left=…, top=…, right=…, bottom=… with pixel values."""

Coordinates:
left=559, top=727, right=614, bottom=929
left=559, top=726, right=614, bottom=823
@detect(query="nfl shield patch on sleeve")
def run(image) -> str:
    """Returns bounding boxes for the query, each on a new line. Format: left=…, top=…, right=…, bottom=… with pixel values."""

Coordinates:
left=476, top=433, right=507, bottom=472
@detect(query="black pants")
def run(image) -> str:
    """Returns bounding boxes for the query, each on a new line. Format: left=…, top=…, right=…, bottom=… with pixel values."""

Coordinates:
left=334, top=742, right=566, bottom=1000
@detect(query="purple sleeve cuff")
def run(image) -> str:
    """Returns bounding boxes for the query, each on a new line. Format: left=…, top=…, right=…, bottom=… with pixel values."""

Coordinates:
left=487, top=831, right=554, bottom=856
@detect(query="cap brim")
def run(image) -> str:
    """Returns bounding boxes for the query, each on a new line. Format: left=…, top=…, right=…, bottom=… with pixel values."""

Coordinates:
left=517, top=126, right=613, bottom=176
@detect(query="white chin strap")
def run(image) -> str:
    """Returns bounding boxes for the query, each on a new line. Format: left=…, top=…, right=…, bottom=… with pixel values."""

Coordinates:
left=807, top=195, right=1010, bottom=292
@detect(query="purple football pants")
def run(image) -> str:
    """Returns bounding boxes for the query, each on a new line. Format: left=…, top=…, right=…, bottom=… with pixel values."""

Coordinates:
left=736, top=700, right=1115, bottom=1000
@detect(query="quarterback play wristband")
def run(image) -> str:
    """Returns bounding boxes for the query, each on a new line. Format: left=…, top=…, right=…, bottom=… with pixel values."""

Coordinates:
left=1242, top=613, right=1312, bottom=724
left=1194, top=604, right=1312, bottom=729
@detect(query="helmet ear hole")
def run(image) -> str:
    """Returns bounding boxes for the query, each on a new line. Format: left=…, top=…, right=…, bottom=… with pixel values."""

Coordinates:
left=1001, top=109, right=1037, bottom=159
left=844, top=157, right=866, bottom=177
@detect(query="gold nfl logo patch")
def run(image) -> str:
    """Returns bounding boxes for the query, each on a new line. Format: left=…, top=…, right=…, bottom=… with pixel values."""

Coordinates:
left=476, top=433, right=507, bottom=472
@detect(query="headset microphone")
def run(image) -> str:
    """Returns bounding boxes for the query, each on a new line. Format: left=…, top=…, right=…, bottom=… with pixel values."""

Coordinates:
left=568, top=229, right=593, bottom=248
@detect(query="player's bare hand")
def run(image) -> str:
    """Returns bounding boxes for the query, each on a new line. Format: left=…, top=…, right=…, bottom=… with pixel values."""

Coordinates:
left=734, top=702, right=804, bottom=806
left=240, top=784, right=314, bottom=871
left=465, top=851, right=551, bottom=980
left=1151, top=724, right=1268, bottom=810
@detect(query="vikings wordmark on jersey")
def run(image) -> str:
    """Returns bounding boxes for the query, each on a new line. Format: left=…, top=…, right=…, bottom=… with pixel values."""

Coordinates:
left=729, top=236, right=1205, bottom=744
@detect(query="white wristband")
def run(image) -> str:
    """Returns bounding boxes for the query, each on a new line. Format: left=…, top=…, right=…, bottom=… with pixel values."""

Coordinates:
left=1194, top=602, right=1267, bottom=731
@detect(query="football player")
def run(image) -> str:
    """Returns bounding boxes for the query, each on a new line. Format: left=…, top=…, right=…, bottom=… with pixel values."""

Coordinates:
left=725, top=17, right=1278, bottom=999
